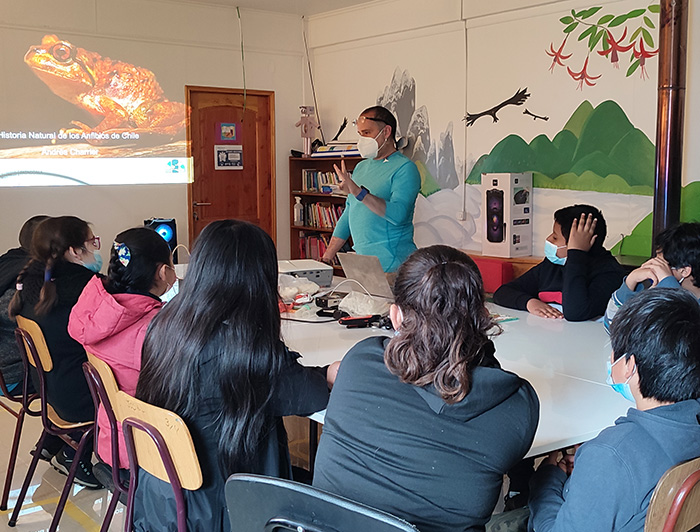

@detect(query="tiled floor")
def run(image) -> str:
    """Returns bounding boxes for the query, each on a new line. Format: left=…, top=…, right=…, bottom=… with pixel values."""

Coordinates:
left=0, top=410, right=124, bottom=532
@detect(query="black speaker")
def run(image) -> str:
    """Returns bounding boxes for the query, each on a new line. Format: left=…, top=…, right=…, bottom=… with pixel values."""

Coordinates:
left=486, top=189, right=504, bottom=243
left=144, top=218, right=179, bottom=263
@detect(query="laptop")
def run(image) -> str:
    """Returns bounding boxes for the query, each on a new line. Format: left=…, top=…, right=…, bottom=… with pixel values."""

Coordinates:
left=337, top=252, right=394, bottom=300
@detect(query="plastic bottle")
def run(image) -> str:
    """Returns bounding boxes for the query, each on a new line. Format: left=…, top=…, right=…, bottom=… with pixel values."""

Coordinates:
left=293, top=197, right=304, bottom=226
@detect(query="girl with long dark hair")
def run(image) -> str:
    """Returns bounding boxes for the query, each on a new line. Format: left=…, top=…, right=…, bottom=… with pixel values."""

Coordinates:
left=313, top=245, right=540, bottom=532
left=69, top=227, right=176, bottom=473
left=133, top=220, right=333, bottom=531
left=9, top=215, right=103, bottom=488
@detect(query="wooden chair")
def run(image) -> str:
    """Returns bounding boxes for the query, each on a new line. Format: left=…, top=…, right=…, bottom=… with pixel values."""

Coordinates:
left=225, top=473, right=419, bottom=532
left=645, top=456, right=700, bottom=532
left=118, top=390, right=202, bottom=532
left=9, top=316, right=95, bottom=532
left=82, top=355, right=130, bottom=532
left=0, top=337, right=39, bottom=511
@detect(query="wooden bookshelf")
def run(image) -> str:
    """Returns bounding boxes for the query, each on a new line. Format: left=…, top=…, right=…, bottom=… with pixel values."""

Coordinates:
left=289, top=156, right=361, bottom=272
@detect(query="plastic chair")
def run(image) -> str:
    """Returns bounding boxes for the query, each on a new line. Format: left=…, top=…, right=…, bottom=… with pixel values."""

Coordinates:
left=82, top=355, right=130, bottom=532
left=645, top=456, right=700, bottom=532
left=0, top=338, right=39, bottom=511
left=9, top=316, right=95, bottom=531
left=119, top=391, right=203, bottom=532
left=225, top=473, right=419, bottom=532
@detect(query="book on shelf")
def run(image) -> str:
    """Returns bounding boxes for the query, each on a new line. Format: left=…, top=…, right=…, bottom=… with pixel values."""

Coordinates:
left=296, top=202, right=344, bottom=229
left=298, top=232, right=334, bottom=264
left=301, top=169, right=349, bottom=195
left=311, top=144, right=360, bottom=158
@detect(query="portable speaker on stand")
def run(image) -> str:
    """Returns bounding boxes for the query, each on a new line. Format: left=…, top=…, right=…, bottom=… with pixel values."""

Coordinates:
left=144, top=218, right=179, bottom=263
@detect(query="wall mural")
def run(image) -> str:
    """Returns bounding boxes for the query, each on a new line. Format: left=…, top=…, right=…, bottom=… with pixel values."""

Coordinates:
left=376, top=68, right=480, bottom=250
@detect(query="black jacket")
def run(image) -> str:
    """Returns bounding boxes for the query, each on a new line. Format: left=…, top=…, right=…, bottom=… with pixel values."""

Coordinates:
left=313, top=336, right=539, bottom=532
left=16, top=260, right=95, bottom=421
left=0, top=247, right=30, bottom=385
left=492, top=248, right=624, bottom=321
left=132, top=340, right=331, bottom=532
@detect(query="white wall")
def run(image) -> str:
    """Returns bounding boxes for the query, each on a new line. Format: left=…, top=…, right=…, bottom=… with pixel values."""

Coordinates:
left=0, top=0, right=306, bottom=259
left=307, top=0, right=700, bottom=251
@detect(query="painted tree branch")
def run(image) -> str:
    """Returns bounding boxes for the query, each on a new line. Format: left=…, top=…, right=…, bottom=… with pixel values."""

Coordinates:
left=523, top=109, right=549, bottom=121
left=463, top=88, right=530, bottom=127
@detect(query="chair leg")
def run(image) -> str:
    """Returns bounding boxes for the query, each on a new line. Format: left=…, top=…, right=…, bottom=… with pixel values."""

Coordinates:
left=99, top=488, right=122, bottom=532
left=8, top=430, right=47, bottom=527
left=48, top=430, right=93, bottom=532
left=1, top=410, right=25, bottom=511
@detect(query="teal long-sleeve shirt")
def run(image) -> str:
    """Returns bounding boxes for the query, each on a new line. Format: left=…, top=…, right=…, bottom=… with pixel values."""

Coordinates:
left=333, top=151, right=420, bottom=272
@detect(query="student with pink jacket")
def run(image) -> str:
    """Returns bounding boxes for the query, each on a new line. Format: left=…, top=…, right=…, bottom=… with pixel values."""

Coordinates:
left=68, top=227, right=176, bottom=471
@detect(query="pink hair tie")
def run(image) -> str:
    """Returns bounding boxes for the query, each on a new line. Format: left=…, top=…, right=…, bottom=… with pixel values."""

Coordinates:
left=15, top=283, right=23, bottom=291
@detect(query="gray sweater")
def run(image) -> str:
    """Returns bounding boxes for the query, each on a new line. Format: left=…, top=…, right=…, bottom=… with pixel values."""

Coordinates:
left=529, top=399, right=700, bottom=532
left=314, top=336, right=539, bottom=532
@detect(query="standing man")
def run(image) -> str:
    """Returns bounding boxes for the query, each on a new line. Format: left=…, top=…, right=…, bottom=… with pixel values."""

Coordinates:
left=321, top=106, right=420, bottom=273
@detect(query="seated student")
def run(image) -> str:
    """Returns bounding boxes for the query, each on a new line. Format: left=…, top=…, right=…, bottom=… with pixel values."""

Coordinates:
left=68, top=227, right=176, bottom=473
left=0, top=215, right=48, bottom=393
left=493, top=204, right=624, bottom=321
left=8, top=215, right=103, bottom=488
left=133, top=220, right=336, bottom=532
left=604, top=222, right=700, bottom=331
left=313, top=245, right=539, bottom=532
left=528, top=288, right=700, bottom=532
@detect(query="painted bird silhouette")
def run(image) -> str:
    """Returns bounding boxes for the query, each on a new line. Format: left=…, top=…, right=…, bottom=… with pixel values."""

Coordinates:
left=463, top=88, right=530, bottom=127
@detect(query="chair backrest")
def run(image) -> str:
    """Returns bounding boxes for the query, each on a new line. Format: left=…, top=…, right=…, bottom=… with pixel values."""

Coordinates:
left=225, top=474, right=419, bottom=532
left=645, top=456, right=700, bottom=532
left=82, top=355, right=122, bottom=470
left=15, top=316, right=53, bottom=372
left=117, top=391, right=202, bottom=491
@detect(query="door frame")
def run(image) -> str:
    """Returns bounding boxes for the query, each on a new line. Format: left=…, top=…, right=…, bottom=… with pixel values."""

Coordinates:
left=185, top=85, right=276, bottom=246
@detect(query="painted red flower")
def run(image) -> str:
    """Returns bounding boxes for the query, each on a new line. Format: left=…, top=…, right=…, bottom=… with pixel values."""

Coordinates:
left=633, top=39, right=659, bottom=79
left=597, top=27, right=634, bottom=69
left=567, top=56, right=602, bottom=89
left=546, top=36, right=572, bottom=72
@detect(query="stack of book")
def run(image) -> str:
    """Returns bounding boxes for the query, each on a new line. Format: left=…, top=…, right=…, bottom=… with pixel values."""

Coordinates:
left=311, top=143, right=360, bottom=158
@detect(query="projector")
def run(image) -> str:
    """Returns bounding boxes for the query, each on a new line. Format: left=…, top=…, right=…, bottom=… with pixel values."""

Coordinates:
left=278, top=259, right=333, bottom=288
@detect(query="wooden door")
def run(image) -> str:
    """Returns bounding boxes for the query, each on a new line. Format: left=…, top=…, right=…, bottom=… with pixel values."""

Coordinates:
left=186, top=86, right=275, bottom=244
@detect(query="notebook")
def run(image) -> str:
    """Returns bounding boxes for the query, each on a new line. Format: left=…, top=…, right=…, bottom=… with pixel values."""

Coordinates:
left=337, top=252, right=394, bottom=300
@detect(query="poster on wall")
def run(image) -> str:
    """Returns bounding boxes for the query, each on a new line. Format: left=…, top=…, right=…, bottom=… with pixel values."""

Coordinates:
left=214, top=145, right=243, bottom=170
left=218, top=122, right=240, bottom=143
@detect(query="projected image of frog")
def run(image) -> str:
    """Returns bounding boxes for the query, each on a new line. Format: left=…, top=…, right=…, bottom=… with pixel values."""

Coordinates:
left=24, top=34, right=188, bottom=139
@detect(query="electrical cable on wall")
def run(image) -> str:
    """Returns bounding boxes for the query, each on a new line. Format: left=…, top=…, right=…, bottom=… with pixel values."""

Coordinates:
left=302, top=16, right=326, bottom=145
left=236, top=6, right=247, bottom=120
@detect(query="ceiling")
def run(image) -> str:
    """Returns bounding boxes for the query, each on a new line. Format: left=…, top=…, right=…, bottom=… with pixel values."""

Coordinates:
left=177, top=0, right=376, bottom=16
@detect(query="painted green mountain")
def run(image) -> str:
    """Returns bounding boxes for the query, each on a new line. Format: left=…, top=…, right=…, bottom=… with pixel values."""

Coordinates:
left=467, top=100, right=655, bottom=195
left=610, top=181, right=700, bottom=256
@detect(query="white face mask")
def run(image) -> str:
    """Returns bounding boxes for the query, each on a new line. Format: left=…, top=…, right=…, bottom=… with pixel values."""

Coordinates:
left=357, top=130, right=385, bottom=159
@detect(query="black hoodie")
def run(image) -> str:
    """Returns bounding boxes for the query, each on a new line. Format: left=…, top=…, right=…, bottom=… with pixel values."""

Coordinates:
left=313, top=336, right=539, bottom=532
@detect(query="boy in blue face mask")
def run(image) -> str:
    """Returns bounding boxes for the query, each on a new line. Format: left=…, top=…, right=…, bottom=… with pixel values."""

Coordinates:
left=493, top=204, right=624, bottom=321
left=527, top=288, right=700, bottom=532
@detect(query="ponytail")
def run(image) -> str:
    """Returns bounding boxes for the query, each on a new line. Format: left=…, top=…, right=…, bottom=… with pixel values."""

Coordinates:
left=34, top=258, right=58, bottom=316
left=8, top=259, right=35, bottom=319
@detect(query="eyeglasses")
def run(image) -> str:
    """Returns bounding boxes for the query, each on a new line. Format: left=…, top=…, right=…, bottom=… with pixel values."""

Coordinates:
left=352, top=116, right=388, bottom=126
left=85, top=236, right=101, bottom=250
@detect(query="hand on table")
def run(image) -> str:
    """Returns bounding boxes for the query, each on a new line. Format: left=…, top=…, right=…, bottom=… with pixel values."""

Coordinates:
left=567, top=213, right=598, bottom=252
left=334, top=159, right=359, bottom=196
left=541, top=445, right=579, bottom=476
left=526, top=298, right=564, bottom=319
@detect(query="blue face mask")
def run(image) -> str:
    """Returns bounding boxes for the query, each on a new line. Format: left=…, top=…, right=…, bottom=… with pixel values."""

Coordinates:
left=606, top=357, right=636, bottom=403
left=544, top=239, right=567, bottom=266
left=83, top=251, right=103, bottom=273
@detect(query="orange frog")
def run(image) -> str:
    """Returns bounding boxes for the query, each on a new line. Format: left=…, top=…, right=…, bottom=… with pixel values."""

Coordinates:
left=25, top=34, right=187, bottom=136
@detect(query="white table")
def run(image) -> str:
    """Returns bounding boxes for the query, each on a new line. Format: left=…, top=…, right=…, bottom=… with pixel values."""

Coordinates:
left=282, top=303, right=631, bottom=458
